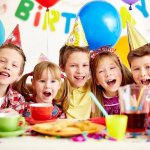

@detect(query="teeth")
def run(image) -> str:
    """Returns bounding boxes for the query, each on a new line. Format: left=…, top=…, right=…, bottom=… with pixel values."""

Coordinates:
left=75, top=76, right=84, bottom=79
left=141, top=79, right=150, bottom=85
left=142, top=79, right=147, bottom=81
left=107, top=79, right=113, bottom=82
left=106, top=79, right=116, bottom=86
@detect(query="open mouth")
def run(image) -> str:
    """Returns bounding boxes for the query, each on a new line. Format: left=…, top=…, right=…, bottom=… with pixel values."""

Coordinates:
left=74, top=76, right=85, bottom=80
left=141, top=79, right=150, bottom=85
left=43, top=91, right=52, bottom=97
left=106, top=79, right=116, bottom=86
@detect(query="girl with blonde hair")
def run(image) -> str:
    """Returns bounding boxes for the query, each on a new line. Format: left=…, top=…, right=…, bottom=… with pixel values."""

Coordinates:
left=16, top=61, right=63, bottom=118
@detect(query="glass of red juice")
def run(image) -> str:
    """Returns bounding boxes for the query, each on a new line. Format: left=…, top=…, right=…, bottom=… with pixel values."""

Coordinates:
left=119, top=84, right=150, bottom=133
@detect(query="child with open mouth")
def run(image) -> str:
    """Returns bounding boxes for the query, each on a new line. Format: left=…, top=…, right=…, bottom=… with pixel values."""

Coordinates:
left=90, top=47, right=134, bottom=116
left=16, top=61, right=63, bottom=119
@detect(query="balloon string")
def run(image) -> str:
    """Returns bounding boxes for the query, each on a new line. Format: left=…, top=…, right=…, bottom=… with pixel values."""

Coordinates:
left=46, top=9, right=50, bottom=56
left=42, top=9, right=49, bottom=55
left=129, top=5, right=134, bottom=25
left=42, top=10, right=47, bottom=30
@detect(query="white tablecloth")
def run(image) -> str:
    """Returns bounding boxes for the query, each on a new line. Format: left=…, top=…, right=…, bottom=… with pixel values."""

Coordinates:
left=0, top=134, right=150, bottom=150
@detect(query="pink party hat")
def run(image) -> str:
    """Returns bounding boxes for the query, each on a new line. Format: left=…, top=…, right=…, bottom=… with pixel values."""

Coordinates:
left=66, top=17, right=88, bottom=47
left=38, top=53, right=49, bottom=63
left=3, top=24, right=22, bottom=48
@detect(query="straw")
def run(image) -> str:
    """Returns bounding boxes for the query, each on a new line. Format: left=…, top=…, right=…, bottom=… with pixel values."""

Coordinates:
left=89, top=92, right=108, bottom=117
left=136, top=87, right=145, bottom=109
left=130, top=94, right=137, bottom=107
left=130, top=94, right=137, bottom=110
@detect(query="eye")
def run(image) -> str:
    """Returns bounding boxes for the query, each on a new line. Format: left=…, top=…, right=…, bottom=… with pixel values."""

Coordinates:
left=70, top=64, right=76, bottom=67
left=0, top=58, right=6, bottom=63
left=132, top=68, right=140, bottom=71
left=39, top=79, right=46, bottom=83
left=110, top=66, right=116, bottom=70
left=99, top=70, right=104, bottom=73
left=146, top=65, right=150, bottom=69
left=51, top=79, right=57, bottom=83
left=83, top=64, right=89, bottom=67
left=12, top=64, right=18, bottom=68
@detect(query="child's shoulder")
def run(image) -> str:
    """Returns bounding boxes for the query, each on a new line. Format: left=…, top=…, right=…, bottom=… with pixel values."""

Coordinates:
left=6, top=86, right=25, bottom=105
left=8, top=86, right=23, bottom=96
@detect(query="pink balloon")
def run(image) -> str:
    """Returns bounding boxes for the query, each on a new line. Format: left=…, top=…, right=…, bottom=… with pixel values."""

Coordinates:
left=122, top=0, right=139, bottom=5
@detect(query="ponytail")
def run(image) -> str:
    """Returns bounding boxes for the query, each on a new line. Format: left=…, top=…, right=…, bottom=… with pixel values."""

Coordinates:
left=55, top=77, right=70, bottom=113
left=16, top=72, right=33, bottom=98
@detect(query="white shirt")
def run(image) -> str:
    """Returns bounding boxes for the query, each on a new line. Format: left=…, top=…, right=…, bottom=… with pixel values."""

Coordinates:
left=0, top=96, right=5, bottom=107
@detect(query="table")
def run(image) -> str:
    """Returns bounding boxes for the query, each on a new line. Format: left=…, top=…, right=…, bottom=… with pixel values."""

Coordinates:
left=0, top=131, right=150, bottom=150
left=0, top=118, right=150, bottom=150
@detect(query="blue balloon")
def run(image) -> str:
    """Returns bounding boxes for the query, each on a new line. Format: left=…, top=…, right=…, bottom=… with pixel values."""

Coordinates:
left=0, top=20, right=5, bottom=46
left=78, top=0, right=121, bottom=50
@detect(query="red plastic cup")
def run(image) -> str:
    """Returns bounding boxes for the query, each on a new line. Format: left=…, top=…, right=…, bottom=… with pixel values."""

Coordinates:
left=30, top=103, right=53, bottom=120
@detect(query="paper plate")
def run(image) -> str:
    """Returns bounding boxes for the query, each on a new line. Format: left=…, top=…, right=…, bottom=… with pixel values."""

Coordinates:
left=25, top=117, right=56, bottom=125
left=31, top=119, right=105, bottom=137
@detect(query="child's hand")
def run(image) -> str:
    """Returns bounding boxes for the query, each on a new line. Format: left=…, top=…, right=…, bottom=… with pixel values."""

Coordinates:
left=0, top=108, right=19, bottom=115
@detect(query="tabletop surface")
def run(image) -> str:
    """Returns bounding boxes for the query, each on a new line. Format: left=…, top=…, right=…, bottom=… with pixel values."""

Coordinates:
left=0, top=119, right=150, bottom=150
left=0, top=134, right=150, bottom=150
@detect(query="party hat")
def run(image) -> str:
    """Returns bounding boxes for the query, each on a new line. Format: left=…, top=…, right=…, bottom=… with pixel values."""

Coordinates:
left=66, top=17, right=88, bottom=47
left=90, top=45, right=116, bottom=61
left=38, top=53, right=49, bottom=63
left=3, top=24, right=22, bottom=48
left=127, top=22, right=147, bottom=51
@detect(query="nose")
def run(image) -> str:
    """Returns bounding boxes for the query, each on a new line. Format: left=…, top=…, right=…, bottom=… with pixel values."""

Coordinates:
left=4, top=62, right=11, bottom=70
left=105, top=69, right=112, bottom=77
left=140, top=68, right=147, bottom=77
left=76, top=66, right=82, bottom=74
left=44, top=81, right=51, bottom=89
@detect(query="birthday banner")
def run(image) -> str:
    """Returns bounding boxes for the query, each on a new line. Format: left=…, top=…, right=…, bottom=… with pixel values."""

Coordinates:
left=0, top=0, right=150, bottom=72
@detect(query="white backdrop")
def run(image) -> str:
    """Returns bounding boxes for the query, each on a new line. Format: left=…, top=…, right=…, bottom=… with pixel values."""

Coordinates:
left=0, top=0, right=150, bottom=73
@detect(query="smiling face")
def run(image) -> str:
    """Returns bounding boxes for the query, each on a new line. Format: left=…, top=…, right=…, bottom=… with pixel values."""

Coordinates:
left=96, top=56, right=122, bottom=97
left=131, top=55, right=150, bottom=86
left=64, top=51, right=90, bottom=88
left=32, top=68, right=61, bottom=103
left=0, top=48, right=23, bottom=87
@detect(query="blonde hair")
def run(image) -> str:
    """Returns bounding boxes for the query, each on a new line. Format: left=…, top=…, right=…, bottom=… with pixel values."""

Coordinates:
left=0, top=43, right=26, bottom=75
left=59, top=45, right=90, bottom=112
left=91, top=51, right=134, bottom=117
left=16, top=61, right=61, bottom=100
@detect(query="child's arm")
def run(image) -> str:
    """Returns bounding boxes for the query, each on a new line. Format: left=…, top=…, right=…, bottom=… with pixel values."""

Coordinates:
left=51, top=105, right=64, bottom=119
